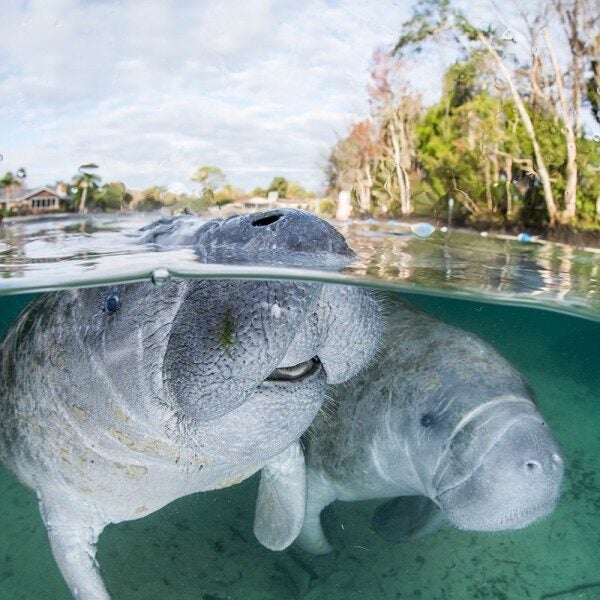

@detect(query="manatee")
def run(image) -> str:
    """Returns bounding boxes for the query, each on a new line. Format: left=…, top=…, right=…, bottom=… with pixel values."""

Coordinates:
left=291, top=297, right=563, bottom=554
left=0, top=209, right=382, bottom=598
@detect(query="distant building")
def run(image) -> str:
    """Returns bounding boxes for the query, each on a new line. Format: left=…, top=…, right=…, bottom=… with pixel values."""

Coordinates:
left=243, top=196, right=278, bottom=211
left=276, top=197, right=317, bottom=211
left=0, top=186, right=66, bottom=215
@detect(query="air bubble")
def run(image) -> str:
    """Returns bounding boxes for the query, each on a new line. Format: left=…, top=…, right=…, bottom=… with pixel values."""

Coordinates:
left=151, top=268, right=171, bottom=286
left=411, top=222, right=435, bottom=239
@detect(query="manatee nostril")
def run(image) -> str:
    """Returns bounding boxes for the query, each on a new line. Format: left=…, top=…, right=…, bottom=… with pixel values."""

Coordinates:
left=250, top=213, right=282, bottom=227
left=525, top=460, right=541, bottom=472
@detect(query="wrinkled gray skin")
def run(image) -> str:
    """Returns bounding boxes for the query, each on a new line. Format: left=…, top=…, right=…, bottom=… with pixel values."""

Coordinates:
left=294, top=297, right=563, bottom=554
left=0, top=210, right=382, bottom=598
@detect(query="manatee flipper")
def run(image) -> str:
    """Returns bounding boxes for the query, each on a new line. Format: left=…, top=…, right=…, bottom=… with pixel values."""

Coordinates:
left=372, top=496, right=445, bottom=542
left=253, top=441, right=306, bottom=551
left=295, top=467, right=337, bottom=555
left=39, top=490, right=110, bottom=599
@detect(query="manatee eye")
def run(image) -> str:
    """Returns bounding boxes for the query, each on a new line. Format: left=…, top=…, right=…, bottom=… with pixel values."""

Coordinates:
left=420, top=414, right=434, bottom=428
left=104, top=293, right=120, bottom=313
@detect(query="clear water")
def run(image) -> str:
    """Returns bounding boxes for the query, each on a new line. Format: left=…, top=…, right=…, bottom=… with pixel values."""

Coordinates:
left=0, top=215, right=598, bottom=599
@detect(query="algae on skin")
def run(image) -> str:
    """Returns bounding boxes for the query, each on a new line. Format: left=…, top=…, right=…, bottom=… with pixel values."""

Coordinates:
left=219, top=308, right=236, bottom=351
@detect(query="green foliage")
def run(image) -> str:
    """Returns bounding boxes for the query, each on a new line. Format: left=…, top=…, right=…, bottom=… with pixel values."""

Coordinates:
left=70, top=171, right=101, bottom=211
left=286, top=180, right=315, bottom=199
left=214, top=184, right=244, bottom=204
left=95, top=182, right=127, bottom=211
left=191, top=165, right=226, bottom=193
left=138, top=186, right=165, bottom=211
left=318, top=197, right=336, bottom=219
left=268, top=177, right=289, bottom=198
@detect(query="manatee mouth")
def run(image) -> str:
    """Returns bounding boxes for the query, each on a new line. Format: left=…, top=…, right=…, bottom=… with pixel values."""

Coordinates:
left=493, top=499, right=557, bottom=530
left=266, top=357, right=321, bottom=382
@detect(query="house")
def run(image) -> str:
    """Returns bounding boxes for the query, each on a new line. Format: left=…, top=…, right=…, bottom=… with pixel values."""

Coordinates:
left=242, top=196, right=279, bottom=211
left=0, top=186, right=66, bottom=215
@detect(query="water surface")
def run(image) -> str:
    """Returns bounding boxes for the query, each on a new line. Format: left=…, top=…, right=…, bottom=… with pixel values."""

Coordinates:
left=1, top=214, right=598, bottom=319
left=0, top=215, right=598, bottom=599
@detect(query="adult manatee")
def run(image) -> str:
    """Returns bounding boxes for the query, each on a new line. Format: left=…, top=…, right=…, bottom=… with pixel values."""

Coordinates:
left=0, top=210, right=382, bottom=598
left=294, top=297, right=563, bottom=554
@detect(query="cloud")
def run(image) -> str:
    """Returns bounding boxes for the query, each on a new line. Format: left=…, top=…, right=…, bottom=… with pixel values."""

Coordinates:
left=0, top=0, right=438, bottom=192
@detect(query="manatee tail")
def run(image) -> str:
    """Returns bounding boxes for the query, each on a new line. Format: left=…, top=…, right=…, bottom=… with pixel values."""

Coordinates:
left=372, top=496, right=445, bottom=542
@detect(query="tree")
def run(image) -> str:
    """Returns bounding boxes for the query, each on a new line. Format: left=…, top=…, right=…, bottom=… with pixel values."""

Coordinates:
left=95, top=182, right=127, bottom=211
left=214, top=184, right=245, bottom=205
left=327, top=121, right=379, bottom=213
left=368, top=49, right=422, bottom=215
left=250, top=187, right=267, bottom=197
left=138, top=186, right=166, bottom=211
left=71, top=170, right=101, bottom=212
left=0, top=171, right=19, bottom=199
left=393, top=0, right=559, bottom=224
left=286, top=180, right=315, bottom=199
left=268, top=177, right=289, bottom=198
left=191, top=165, right=226, bottom=202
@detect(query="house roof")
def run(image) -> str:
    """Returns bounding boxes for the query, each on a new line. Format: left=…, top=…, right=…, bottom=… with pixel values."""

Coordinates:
left=2, top=186, right=66, bottom=202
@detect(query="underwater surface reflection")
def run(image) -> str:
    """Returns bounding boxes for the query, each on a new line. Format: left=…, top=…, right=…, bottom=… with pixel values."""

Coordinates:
left=0, top=214, right=598, bottom=319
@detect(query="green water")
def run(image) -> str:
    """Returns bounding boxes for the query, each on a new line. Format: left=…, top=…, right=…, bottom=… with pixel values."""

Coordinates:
left=0, top=290, right=598, bottom=600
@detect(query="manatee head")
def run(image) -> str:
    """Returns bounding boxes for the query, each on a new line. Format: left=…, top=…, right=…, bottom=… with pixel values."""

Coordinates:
left=384, top=324, right=563, bottom=532
left=69, top=210, right=381, bottom=462
left=138, top=208, right=353, bottom=268
left=432, top=395, right=563, bottom=531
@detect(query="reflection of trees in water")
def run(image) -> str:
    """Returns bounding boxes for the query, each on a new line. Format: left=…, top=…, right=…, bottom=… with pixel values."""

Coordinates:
left=0, top=225, right=25, bottom=280
left=0, top=219, right=598, bottom=316
left=344, top=224, right=599, bottom=314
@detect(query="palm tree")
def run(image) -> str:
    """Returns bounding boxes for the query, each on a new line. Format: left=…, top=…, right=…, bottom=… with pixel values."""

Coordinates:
left=75, top=164, right=100, bottom=213
left=0, top=172, right=17, bottom=200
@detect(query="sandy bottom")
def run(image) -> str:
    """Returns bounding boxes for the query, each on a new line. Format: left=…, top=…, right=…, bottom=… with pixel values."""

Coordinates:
left=0, top=292, right=598, bottom=599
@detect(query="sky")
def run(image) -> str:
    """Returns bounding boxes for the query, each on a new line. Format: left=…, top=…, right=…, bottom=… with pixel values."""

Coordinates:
left=1, top=0, right=596, bottom=195
left=0, top=0, right=446, bottom=193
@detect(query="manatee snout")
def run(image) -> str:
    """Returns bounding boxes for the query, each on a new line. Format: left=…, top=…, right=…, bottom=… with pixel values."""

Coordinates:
left=142, top=208, right=353, bottom=267
left=438, top=413, right=564, bottom=531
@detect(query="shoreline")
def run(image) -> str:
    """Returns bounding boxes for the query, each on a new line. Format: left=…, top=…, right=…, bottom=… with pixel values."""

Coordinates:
left=3, top=210, right=599, bottom=250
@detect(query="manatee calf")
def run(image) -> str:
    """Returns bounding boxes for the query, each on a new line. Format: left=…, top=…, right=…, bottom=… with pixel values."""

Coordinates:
left=293, top=297, right=563, bottom=554
left=0, top=209, right=382, bottom=598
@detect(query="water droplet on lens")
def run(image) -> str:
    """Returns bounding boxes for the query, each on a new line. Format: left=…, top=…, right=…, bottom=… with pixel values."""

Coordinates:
left=411, top=223, right=435, bottom=238
left=151, top=268, right=171, bottom=286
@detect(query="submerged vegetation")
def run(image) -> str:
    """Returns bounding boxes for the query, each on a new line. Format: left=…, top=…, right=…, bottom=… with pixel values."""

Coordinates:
left=326, top=0, right=600, bottom=229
